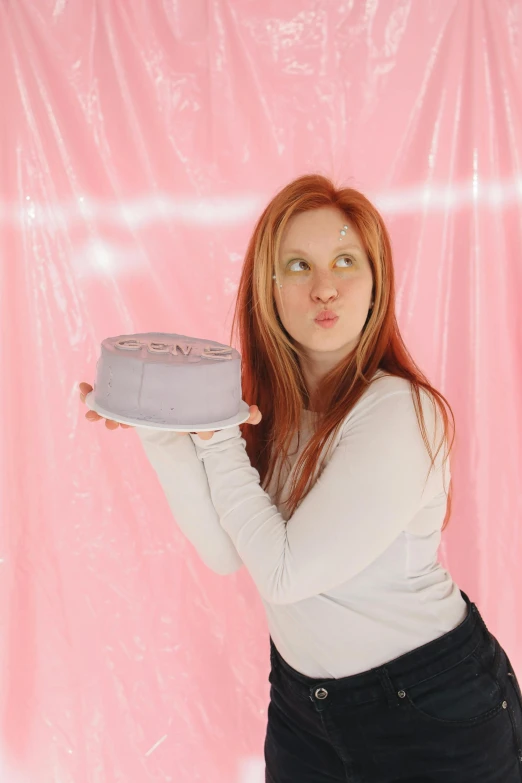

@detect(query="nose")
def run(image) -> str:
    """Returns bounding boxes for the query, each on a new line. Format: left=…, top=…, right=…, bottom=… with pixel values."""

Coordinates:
left=310, top=272, right=339, bottom=301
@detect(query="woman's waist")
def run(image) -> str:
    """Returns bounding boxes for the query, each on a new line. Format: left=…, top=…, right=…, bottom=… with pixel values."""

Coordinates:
left=264, top=582, right=469, bottom=679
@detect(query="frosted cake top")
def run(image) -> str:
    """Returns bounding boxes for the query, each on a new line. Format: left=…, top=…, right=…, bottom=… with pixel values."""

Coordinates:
left=102, top=332, right=240, bottom=364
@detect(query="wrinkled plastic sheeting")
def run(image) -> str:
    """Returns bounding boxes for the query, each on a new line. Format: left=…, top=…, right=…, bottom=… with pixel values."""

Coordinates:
left=0, top=1, right=521, bottom=782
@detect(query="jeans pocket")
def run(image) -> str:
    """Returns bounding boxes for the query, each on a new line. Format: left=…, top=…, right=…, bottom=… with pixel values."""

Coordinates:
left=404, top=650, right=506, bottom=726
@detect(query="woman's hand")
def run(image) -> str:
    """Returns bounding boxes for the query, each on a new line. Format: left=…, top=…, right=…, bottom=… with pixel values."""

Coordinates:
left=79, top=382, right=262, bottom=436
left=79, top=383, right=134, bottom=429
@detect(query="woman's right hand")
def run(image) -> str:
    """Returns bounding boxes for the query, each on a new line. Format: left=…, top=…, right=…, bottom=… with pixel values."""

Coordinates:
left=79, top=383, right=134, bottom=429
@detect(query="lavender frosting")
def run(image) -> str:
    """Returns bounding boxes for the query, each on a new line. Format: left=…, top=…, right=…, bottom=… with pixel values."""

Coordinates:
left=94, top=332, right=242, bottom=425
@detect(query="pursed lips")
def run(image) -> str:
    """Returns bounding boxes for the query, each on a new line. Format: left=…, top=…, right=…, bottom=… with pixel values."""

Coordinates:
left=314, top=312, right=339, bottom=321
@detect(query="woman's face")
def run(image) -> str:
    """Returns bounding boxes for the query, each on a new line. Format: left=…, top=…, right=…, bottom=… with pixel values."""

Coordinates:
left=274, top=206, right=374, bottom=370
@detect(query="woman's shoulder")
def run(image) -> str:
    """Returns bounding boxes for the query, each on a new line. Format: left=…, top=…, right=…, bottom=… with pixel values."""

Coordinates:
left=346, top=370, right=436, bottom=427
left=364, top=369, right=412, bottom=398
left=370, top=370, right=435, bottom=403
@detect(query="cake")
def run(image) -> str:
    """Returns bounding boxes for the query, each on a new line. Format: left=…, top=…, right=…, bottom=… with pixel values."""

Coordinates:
left=93, top=332, right=242, bottom=426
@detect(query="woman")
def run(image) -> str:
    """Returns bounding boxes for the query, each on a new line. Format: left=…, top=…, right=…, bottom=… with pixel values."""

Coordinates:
left=79, top=174, right=522, bottom=781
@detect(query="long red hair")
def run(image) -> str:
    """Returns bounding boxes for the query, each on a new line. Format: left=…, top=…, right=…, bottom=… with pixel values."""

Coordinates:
left=228, top=174, right=456, bottom=531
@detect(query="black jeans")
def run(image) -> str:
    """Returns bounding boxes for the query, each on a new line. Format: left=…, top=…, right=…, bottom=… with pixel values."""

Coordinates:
left=265, top=589, right=522, bottom=782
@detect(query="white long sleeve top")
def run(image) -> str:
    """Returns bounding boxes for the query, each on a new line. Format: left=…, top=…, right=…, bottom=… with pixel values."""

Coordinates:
left=135, top=370, right=467, bottom=678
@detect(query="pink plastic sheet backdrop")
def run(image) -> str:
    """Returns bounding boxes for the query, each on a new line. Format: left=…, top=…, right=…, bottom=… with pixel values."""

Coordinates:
left=1, top=1, right=521, bottom=781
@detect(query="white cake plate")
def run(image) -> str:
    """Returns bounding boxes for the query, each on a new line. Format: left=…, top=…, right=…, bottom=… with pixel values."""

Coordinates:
left=85, top=392, right=252, bottom=432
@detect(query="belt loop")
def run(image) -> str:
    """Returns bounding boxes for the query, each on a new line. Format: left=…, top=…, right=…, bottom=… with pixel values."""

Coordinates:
left=377, top=667, right=404, bottom=708
left=461, top=590, right=488, bottom=636
left=470, top=601, right=488, bottom=635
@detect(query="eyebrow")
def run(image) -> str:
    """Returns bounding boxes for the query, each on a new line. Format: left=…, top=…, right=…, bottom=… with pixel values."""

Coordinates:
left=282, top=244, right=362, bottom=256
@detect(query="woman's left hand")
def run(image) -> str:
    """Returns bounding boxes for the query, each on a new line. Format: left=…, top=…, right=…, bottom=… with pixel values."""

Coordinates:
left=178, top=405, right=262, bottom=440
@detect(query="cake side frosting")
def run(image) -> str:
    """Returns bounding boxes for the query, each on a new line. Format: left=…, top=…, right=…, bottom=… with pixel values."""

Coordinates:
left=94, top=332, right=242, bottom=425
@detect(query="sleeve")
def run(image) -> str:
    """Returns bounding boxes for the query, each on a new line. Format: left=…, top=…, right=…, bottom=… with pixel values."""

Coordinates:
left=189, top=389, right=447, bottom=604
left=135, top=426, right=243, bottom=576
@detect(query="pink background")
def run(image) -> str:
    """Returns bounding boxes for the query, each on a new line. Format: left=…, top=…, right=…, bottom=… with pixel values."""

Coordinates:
left=1, top=1, right=521, bottom=781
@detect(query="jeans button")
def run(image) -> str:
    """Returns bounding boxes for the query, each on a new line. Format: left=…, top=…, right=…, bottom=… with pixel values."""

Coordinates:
left=314, top=687, right=328, bottom=700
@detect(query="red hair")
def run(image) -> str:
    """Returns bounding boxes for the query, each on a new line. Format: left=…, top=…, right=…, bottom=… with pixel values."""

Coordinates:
left=228, top=174, right=456, bottom=531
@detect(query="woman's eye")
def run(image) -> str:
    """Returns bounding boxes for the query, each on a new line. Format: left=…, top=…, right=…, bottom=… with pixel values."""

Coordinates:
left=288, top=260, right=308, bottom=272
left=287, top=256, right=354, bottom=273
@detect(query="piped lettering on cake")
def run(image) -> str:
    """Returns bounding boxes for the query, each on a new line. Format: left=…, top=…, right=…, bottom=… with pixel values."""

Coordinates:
left=115, top=339, right=143, bottom=351
left=202, top=347, right=232, bottom=361
left=114, top=339, right=232, bottom=361
left=149, top=341, right=182, bottom=354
